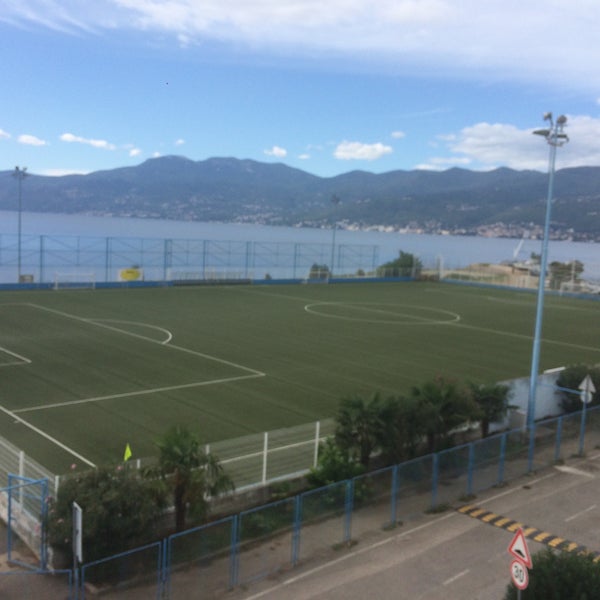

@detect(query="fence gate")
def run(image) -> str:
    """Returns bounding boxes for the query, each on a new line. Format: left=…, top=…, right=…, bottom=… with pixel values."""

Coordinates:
left=3, top=475, right=48, bottom=570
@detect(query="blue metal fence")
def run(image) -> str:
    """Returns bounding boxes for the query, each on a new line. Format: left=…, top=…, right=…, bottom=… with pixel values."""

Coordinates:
left=0, top=233, right=380, bottom=284
left=3, top=406, right=600, bottom=598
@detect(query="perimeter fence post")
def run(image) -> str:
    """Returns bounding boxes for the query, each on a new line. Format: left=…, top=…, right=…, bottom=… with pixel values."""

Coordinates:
left=431, top=453, right=439, bottom=509
left=498, top=433, right=507, bottom=485
left=554, top=416, right=563, bottom=462
left=390, top=465, right=399, bottom=526
left=527, top=423, right=536, bottom=473
left=230, top=514, right=239, bottom=589
left=161, top=538, right=169, bottom=600
left=344, top=479, right=354, bottom=543
left=313, top=421, right=320, bottom=468
left=262, top=432, right=268, bottom=484
left=292, top=495, right=302, bottom=566
left=467, top=442, right=475, bottom=496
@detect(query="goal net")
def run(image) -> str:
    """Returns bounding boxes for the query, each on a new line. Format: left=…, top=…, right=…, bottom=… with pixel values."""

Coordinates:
left=53, top=272, right=96, bottom=290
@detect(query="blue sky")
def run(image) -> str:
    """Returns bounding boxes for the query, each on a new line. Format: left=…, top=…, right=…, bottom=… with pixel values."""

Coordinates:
left=2, top=0, right=600, bottom=178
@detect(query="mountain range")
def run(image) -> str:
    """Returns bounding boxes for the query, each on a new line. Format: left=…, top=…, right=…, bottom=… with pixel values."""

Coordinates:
left=1, top=156, right=599, bottom=240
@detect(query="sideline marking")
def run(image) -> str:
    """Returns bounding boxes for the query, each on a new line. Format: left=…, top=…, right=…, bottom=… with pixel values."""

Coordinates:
left=0, top=405, right=96, bottom=467
left=14, top=373, right=265, bottom=413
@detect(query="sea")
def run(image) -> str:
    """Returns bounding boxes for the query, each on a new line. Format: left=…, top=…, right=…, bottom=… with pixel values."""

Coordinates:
left=0, top=210, right=599, bottom=281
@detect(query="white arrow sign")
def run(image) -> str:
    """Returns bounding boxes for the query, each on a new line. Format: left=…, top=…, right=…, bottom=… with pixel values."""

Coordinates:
left=579, top=375, right=596, bottom=405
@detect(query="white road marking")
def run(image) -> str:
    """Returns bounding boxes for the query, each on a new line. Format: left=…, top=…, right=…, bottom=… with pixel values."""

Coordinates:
left=443, top=569, right=470, bottom=586
left=565, top=504, right=597, bottom=523
left=555, top=465, right=596, bottom=479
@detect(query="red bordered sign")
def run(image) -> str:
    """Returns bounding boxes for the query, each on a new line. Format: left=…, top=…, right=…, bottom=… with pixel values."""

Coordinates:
left=510, top=559, right=529, bottom=590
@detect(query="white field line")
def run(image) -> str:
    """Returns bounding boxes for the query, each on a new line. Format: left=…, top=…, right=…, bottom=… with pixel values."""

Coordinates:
left=0, top=346, right=31, bottom=367
left=28, top=303, right=265, bottom=376
left=444, top=320, right=600, bottom=354
left=0, top=404, right=96, bottom=467
left=15, top=373, right=265, bottom=414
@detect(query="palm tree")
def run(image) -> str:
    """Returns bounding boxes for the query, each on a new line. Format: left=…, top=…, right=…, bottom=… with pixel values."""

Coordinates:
left=155, top=425, right=234, bottom=532
left=468, top=381, right=513, bottom=438
left=412, top=376, right=478, bottom=453
left=334, top=393, right=382, bottom=468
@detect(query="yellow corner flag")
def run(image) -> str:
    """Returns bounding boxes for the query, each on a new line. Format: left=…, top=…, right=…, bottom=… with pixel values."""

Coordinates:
left=124, top=443, right=132, bottom=462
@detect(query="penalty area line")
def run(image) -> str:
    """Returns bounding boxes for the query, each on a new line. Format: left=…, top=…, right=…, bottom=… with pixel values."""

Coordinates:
left=0, top=404, right=96, bottom=468
left=13, top=372, right=266, bottom=414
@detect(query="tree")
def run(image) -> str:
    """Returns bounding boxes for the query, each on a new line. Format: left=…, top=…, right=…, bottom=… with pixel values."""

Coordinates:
left=411, top=376, right=479, bottom=453
left=152, top=425, right=234, bottom=532
left=376, top=394, right=424, bottom=464
left=468, top=381, right=513, bottom=438
left=377, top=251, right=423, bottom=278
left=48, top=464, right=167, bottom=565
left=334, top=393, right=382, bottom=468
left=549, top=259, right=584, bottom=289
left=308, top=263, right=330, bottom=280
left=556, top=364, right=600, bottom=413
left=307, top=437, right=365, bottom=488
left=503, top=548, right=600, bottom=599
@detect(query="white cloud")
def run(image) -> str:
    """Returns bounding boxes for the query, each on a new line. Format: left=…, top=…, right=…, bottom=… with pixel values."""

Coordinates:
left=60, top=132, right=116, bottom=150
left=18, top=134, right=48, bottom=146
left=4, top=1, right=598, bottom=90
left=0, top=129, right=10, bottom=140
left=152, top=151, right=161, bottom=158
left=334, top=141, right=392, bottom=161
left=175, top=138, right=185, bottom=146
left=391, top=131, right=406, bottom=139
left=298, top=153, right=310, bottom=160
left=425, top=115, right=600, bottom=171
left=264, top=145, right=287, bottom=158
left=129, top=147, right=142, bottom=157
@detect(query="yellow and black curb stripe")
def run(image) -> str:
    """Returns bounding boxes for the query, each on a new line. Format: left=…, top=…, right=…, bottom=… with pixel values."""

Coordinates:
left=458, top=504, right=600, bottom=561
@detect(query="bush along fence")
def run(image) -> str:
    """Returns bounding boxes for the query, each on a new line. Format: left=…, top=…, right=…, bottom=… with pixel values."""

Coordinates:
left=2, top=406, right=600, bottom=599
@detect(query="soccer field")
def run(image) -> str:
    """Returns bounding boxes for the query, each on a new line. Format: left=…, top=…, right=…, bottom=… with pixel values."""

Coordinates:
left=0, top=281, right=599, bottom=475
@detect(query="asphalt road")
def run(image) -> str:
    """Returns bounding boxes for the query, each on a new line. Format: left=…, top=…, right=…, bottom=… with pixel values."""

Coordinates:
left=230, top=452, right=600, bottom=599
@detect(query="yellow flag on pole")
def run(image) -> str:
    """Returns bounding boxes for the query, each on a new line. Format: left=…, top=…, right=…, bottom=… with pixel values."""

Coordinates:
left=123, top=443, right=132, bottom=462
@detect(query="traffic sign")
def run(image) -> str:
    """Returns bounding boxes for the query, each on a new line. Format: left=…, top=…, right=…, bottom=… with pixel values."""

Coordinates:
left=579, top=374, right=596, bottom=405
left=510, top=559, right=529, bottom=590
left=508, top=528, right=533, bottom=569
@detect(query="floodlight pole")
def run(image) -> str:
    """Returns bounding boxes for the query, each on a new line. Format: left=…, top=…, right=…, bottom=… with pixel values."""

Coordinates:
left=13, top=166, right=28, bottom=283
left=527, top=114, right=569, bottom=433
left=330, top=194, right=340, bottom=276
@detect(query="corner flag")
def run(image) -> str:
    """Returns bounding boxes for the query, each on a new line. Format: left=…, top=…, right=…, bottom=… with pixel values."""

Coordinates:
left=124, top=443, right=132, bottom=462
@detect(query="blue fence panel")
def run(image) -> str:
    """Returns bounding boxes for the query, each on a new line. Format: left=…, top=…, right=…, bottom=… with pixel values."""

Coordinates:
left=436, top=444, right=471, bottom=505
left=395, top=455, right=434, bottom=519
left=80, top=541, right=163, bottom=600
left=471, top=435, right=504, bottom=493
left=351, top=465, right=397, bottom=536
left=166, top=516, right=236, bottom=600
left=298, top=481, right=349, bottom=563
left=236, top=498, right=296, bottom=585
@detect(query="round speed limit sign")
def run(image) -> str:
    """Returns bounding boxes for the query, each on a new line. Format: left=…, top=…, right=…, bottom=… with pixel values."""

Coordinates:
left=510, top=559, right=529, bottom=590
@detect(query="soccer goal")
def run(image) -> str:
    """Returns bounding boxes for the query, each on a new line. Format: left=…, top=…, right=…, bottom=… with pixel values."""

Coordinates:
left=53, top=272, right=96, bottom=290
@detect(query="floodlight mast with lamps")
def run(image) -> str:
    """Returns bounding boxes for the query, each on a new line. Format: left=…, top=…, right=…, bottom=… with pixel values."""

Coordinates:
left=527, top=113, right=569, bottom=432
left=13, top=166, right=28, bottom=282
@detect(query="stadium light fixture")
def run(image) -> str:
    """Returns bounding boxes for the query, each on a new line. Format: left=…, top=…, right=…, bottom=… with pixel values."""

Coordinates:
left=527, top=114, right=569, bottom=432
left=13, top=166, right=28, bottom=283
